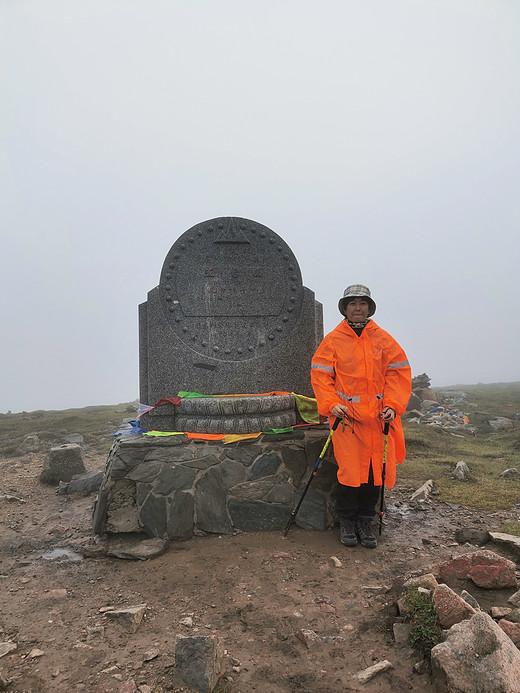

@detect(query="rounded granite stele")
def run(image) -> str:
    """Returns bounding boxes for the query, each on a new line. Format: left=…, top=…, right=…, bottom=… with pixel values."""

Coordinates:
left=158, top=216, right=304, bottom=362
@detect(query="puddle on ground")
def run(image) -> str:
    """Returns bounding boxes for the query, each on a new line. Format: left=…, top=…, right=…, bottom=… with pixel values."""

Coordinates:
left=386, top=502, right=413, bottom=520
left=40, top=548, right=83, bottom=562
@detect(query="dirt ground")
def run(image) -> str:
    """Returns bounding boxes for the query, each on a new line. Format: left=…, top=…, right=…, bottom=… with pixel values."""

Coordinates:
left=1, top=447, right=519, bottom=693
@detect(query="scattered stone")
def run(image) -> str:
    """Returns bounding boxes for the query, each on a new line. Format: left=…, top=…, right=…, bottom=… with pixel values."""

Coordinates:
left=174, top=634, right=224, bottom=693
left=0, top=494, right=26, bottom=504
left=17, top=434, right=40, bottom=454
left=104, top=604, right=147, bottom=633
left=507, top=608, right=520, bottom=623
left=354, top=659, right=393, bottom=684
left=329, top=556, right=342, bottom=568
left=39, top=589, right=68, bottom=600
left=28, top=649, right=44, bottom=658
left=500, top=468, right=518, bottom=479
left=0, top=642, right=17, bottom=658
left=296, top=629, right=322, bottom=649
left=58, top=470, right=104, bottom=496
left=393, top=623, right=412, bottom=648
left=431, top=612, right=520, bottom=693
left=489, top=532, right=520, bottom=558
left=490, top=607, right=512, bottom=619
left=402, top=573, right=439, bottom=592
left=410, top=479, right=434, bottom=502
left=64, top=433, right=84, bottom=445
left=453, top=461, right=470, bottom=481
left=142, top=649, right=159, bottom=662
left=118, top=680, right=137, bottom=693
left=433, top=584, right=477, bottom=629
left=396, top=597, right=409, bottom=617
left=489, top=417, right=513, bottom=431
left=413, top=659, right=429, bottom=675
left=508, top=590, right=520, bottom=607
left=461, top=590, right=480, bottom=610
left=498, top=619, right=520, bottom=647
left=81, top=542, right=108, bottom=559
left=436, top=550, right=518, bottom=589
left=455, top=527, right=490, bottom=545
left=179, top=616, right=193, bottom=627
left=40, top=444, right=86, bottom=484
left=106, top=536, right=168, bottom=561
left=319, top=603, right=335, bottom=613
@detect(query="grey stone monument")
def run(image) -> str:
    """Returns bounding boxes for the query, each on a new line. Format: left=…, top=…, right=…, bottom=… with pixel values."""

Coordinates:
left=139, top=217, right=323, bottom=408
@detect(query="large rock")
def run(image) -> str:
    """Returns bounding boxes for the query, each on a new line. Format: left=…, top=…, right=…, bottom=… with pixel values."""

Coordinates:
left=436, top=550, right=518, bottom=589
left=40, top=444, right=86, bottom=484
left=174, top=635, right=224, bottom=693
left=498, top=619, right=520, bottom=647
left=433, top=584, right=477, bottom=629
left=430, top=611, right=520, bottom=692
left=58, top=470, right=103, bottom=496
left=489, top=417, right=513, bottom=431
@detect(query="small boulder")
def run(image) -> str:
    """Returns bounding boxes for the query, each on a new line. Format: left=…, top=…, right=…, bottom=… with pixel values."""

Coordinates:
left=433, top=584, right=477, bottom=629
left=455, top=528, right=490, bottom=546
left=500, top=468, right=518, bottom=479
left=104, top=604, right=147, bottom=633
left=58, top=470, right=104, bottom=496
left=17, top=434, right=40, bottom=454
left=431, top=612, right=520, bottom=693
left=489, top=417, right=513, bottom=431
left=64, top=433, right=84, bottom=444
left=498, top=619, right=520, bottom=647
left=453, top=461, right=470, bottom=481
left=436, top=550, right=518, bottom=589
left=410, top=480, right=434, bottom=502
left=174, top=635, right=224, bottom=693
left=40, top=444, right=86, bottom=484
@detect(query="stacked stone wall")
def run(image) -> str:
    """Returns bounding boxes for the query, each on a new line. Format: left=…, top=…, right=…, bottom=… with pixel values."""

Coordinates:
left=92, top=427, right=337, bottom=538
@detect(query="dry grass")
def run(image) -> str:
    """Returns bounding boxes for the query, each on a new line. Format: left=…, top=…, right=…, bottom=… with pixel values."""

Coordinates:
left=0, top=402, right=137, bottom=457
left=399, top=382, right=520, bottom=510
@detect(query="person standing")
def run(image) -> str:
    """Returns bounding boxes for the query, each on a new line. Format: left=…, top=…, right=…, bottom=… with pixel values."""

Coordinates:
left=311, top=285, right=412, bottom=548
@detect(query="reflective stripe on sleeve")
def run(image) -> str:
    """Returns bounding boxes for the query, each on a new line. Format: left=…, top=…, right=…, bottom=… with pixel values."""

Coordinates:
left=336, top=390, right=360, bottom=403
left=311, top=363, right=334, bottom=373
left=387, top=360, right=410, bottom=369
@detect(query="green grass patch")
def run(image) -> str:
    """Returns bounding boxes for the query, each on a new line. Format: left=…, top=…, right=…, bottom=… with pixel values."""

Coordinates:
left=406, top=589, right=443, bottom=656
left=500, top=522, right=520, bottom=536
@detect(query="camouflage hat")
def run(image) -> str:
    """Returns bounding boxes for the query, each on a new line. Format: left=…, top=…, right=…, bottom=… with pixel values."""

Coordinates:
left=338, top=284, right=376, bottom=317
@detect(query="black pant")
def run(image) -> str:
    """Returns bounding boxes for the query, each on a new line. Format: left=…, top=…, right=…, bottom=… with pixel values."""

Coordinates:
left=336, top=462, right=380, bottom=521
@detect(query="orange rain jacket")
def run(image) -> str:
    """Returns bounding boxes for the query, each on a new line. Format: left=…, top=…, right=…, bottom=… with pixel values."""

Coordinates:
left=311, top=319, right=412, bottom=489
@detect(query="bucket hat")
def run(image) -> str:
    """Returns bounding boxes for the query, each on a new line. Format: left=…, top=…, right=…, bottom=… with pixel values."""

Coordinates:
left=338, top=284, right=376, bottom=317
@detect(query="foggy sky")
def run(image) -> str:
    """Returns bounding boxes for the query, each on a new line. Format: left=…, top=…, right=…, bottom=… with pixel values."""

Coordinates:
left=1, top=0, right=519, bottom=413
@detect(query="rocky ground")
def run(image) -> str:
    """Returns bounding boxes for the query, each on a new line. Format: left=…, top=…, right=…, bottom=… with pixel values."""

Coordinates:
left=1, top=447, right=519, bottom=693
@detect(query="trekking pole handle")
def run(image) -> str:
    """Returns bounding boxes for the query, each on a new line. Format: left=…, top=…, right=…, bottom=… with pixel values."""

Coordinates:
left=383, top=421, right=390, bottom=435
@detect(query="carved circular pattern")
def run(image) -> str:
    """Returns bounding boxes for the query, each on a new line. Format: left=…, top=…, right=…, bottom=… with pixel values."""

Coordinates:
left=159, top=217, right=304, bottom=362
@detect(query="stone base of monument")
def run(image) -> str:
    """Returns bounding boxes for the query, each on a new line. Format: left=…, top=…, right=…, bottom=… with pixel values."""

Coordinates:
left=92, top=426, right=338, bottom=538
left=139, top=394, right=298, bottom=434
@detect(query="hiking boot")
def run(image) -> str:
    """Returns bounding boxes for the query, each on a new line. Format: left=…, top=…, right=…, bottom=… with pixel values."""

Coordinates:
left=356, top=519, right=377, bottom=548
left=339, top=520, right=358, bottom=546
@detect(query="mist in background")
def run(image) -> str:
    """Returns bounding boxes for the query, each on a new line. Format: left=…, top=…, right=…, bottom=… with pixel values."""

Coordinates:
left=1, top=0, right=519, bottom=412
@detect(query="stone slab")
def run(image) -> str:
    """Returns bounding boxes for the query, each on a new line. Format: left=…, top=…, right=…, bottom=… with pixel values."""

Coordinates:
left=139, top=217, right=323, bottom=404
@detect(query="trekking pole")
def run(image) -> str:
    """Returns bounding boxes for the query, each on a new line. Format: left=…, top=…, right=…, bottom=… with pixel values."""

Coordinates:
left=378, top=422, right=390, bottom=536
left=283, top=417, right=341, bottom=537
